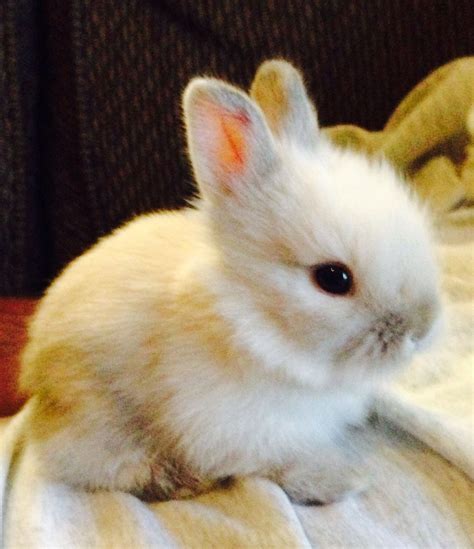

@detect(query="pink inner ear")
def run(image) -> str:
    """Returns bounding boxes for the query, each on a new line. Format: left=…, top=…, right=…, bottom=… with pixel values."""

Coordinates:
left=219, top=112, right=249, bottom=173
left=203, top=100, right=251, bottom=177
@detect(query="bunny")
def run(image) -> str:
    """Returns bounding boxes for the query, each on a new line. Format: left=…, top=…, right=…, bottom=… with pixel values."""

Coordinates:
left=19, top=60, right=441, bottom=505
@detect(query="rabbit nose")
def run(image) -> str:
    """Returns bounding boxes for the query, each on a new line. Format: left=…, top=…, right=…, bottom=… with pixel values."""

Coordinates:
left=409, top=299, right=439, bottom=342
left=379, top=312, right=408, bottom=339
left=372, top=312, right=408, bottom=354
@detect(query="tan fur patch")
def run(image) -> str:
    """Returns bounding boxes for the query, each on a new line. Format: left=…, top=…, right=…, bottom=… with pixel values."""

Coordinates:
left=174, top=278, right=235, bottom=367
left=250, top=67, right=289, bottom=136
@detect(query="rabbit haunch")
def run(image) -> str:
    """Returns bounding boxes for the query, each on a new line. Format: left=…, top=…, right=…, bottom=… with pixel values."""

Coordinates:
left=19, top=60, right=441, bottom=504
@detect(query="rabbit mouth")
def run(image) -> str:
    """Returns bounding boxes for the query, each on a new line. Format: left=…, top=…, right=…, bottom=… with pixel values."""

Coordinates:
left=336, top=313, right=412, bottom=366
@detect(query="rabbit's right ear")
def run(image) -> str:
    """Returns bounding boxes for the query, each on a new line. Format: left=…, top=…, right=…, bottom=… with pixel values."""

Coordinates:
left=250, top=60, right=319, bottom=149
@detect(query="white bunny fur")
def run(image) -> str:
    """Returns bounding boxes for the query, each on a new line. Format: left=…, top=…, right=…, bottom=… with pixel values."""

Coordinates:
left=20, top=60, right=441, bottom=503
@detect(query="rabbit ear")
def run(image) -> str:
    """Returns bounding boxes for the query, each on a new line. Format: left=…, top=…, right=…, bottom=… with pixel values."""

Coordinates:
left=183, top=78, right=278, bottom=201
left=250, top=59, right=319, bottom=149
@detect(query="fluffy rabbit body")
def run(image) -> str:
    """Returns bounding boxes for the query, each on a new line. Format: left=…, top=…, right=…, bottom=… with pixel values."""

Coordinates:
left=20, top=60, right=441, bottom=504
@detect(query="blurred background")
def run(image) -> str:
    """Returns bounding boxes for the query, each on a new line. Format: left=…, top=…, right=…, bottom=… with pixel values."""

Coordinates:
left=1, top=0, right=473, bottom=297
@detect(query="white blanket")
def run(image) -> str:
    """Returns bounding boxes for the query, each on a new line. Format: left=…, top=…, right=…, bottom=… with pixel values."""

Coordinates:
left=1, top=209, right=473, bottom=548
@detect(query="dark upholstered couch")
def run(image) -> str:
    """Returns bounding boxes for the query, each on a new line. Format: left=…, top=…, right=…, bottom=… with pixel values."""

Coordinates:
left=2, top=0, right=474, bottom=296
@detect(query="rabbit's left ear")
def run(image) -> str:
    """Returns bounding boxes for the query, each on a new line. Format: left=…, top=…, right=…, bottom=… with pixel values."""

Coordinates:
left=183, top=78, right=278, bottom=201
left=251, top=59, right=319, bottom=149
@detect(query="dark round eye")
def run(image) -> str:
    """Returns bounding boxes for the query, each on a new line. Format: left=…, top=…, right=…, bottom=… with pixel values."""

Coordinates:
left=311, top=263, right=353, bottom=296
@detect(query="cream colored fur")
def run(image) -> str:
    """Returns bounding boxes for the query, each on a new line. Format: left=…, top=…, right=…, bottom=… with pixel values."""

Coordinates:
left=19, top=60, right=441, bottom=504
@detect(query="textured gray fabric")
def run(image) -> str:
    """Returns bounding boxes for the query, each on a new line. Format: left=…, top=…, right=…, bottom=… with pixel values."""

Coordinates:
left=0, top=0, right=44, bottom=295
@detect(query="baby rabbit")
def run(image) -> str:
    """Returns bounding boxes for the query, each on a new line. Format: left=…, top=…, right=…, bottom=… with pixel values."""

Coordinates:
left=19, top=60, right=441, bottom=504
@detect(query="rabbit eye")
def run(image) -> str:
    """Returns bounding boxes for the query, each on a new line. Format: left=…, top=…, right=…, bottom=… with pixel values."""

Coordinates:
left=311, top=263, right=353, bottom=296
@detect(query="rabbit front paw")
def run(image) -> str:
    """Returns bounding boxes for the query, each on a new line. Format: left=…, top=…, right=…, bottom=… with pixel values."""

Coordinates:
left=276, top=463, right=368, bottom=505
left=136, top=458, right=226, bottom=501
